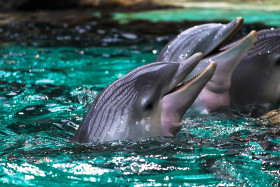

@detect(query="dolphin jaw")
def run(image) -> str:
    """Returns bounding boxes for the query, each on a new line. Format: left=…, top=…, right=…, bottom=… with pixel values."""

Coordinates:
left=165, top=61, right=217, bottom=96
left=204, top=30, right=258, bottom=94
left=165, top=53, right=203, bottom=94
left=160, top=62, right=217, bottom=136
left=218, top=30, right=257, bottom=53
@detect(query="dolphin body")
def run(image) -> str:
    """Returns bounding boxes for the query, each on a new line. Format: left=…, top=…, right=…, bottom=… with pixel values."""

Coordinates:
left=156, top=17, right=257, bottom=113
left=73, top=53, right=216, bottom=143
left=230, top=29, right=280, bottom=111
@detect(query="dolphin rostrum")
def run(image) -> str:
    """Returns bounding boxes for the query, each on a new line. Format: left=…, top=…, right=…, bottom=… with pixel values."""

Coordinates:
left=156, top=17, right=257, bottom=113
left=230, top=29, right=280, bottom=111
left=73, top=53, right=216, bottom=143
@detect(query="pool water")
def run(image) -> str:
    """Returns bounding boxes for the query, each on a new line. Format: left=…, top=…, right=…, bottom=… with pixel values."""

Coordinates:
left=0, top=7, right=280, bottom=186
left=114, top=7, right=280, bottom=27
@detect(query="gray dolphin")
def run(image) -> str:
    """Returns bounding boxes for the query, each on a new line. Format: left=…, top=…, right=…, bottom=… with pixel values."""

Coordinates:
left=155, top=17, right=257, bottom=112
left=73, top=53, right=216, bottom=143
left=189, top=31, right=257, bottom=112
left=230, top=29, right=280, bottom=109
left=156, top=17, right=244, bottom=62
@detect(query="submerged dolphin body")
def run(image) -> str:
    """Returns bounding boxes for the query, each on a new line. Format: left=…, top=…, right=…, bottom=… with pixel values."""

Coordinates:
left=230, top=29, right=280, bottom=110
left=156, top=17, right=257, bottom=112
left=73, top=53, right=216, bottom=143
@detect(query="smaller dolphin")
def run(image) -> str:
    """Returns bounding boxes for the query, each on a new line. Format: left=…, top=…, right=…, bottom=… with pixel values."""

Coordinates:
left=230, top=29, right=280, bottom=111
left=73, top=53, right=216, bottom=143
left=156, top=17, right=244, bottom=63
left=189, top=31, right=257, bottom=112
left=155, top=17, right=257, bottom=112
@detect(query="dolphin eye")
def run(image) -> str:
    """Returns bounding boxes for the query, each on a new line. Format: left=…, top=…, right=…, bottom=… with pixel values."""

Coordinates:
left=142, top=100, right=154, bottom=111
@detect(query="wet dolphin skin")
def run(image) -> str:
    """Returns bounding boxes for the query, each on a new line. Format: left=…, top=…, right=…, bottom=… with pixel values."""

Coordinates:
left=73, top=54, right=216, bottom=143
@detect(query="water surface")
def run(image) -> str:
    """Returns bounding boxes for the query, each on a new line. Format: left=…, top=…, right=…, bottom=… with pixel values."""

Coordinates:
left=114, top=7, right=280, bottom=27
left=0, top=7, right=280, bottom=186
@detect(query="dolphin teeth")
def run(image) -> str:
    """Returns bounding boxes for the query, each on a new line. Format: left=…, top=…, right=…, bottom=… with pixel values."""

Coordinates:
left=184, top=63, right=210, bottom=84
left=167, top=62, right=213, bottom=95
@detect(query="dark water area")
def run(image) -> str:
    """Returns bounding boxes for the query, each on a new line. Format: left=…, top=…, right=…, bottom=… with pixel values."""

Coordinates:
left=0, top=9, right=272, bottom=48
left=0, top=8, right=279, bottom=186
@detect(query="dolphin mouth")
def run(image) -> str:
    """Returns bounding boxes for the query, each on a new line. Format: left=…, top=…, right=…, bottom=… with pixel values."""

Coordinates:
left=205, top=30, right=257, bottom=60
left=204, top=17, right=244, bottom=58
left=190, top=17, right=245, bottom=58
left=166, top=61, right=217, bottom=95
left=160, top=61, right=216, bottom=137
left=218, top=30, right=257, bottom=52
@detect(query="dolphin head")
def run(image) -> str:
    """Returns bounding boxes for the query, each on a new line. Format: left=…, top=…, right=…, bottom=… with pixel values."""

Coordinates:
left=189, top=30, right=258, bottom=112
left=154, top=17, right=261, bottom=112
left=155, top=17, right=244, bottom=62
left=73, top=53, right=216, bottom=143
left=231, top=29, right=280, bottom=107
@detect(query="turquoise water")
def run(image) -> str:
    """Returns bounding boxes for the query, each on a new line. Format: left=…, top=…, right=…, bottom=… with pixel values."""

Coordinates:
left=0, top=8, right=280, bottom=186
left=1, top=44, right=279, bottom=186
left=114, top=7, right=280, bottom=27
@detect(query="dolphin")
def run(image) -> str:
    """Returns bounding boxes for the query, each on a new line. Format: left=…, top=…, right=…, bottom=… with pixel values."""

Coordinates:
left=230, top=29, right=280, bottom=111
left=155, top=18, right=257, bottom=112
left=188, top=31, right=257, bottom=112
left=156, top=17, right=244, bottom=62
left=73, top=53, right=216, bottom=143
